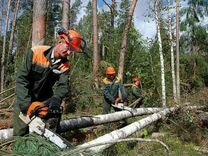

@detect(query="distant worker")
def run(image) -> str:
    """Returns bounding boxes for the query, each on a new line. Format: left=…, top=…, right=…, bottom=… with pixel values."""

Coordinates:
left=102, top=67, right=128, bottom=114
left=129, top=76, right=144, bottom=108
left=13, top=28, right=86, bottom=136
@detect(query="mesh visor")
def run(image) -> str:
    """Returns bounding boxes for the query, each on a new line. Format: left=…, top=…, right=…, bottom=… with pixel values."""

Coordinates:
left=69, top=37, right=86, bottom=53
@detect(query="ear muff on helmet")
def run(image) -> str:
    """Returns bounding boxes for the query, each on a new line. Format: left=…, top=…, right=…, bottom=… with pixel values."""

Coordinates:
left=27, top=102, right=49, bottom=118
left=57, top=28, right=86, bottom=53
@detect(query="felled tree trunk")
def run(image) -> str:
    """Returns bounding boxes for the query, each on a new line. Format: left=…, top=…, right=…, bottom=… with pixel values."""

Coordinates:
left=0, top=106, right=203, bottom=141
left=0, top=107, right=162, bottom=140
left=76, top=107, right=177, bottom=153
left=59, top=107, right=163, bottom=132
left=0, top=128, right=13, bottom=140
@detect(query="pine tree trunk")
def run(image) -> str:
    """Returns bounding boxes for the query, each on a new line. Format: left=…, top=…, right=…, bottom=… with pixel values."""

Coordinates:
left=118, top=0, right=138, bottom=80
left=62, top=0, right=70, bottom=30
left=176, top=0, right=181, bottom=105
left=92, top=0, right=100, bottom=88
left=32, top=0, right=47, bottom=46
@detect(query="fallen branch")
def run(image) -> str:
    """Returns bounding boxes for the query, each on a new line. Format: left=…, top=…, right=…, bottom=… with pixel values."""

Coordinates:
left=128, top=98, right=142, bottom=108
left=194, top=146, right=208, bottom=154
left=0, top=87, right=15, bottom=96
left=0, top=139, right=15, bottom=148
left=70, top=138, right=169, bottom=155
left=76, top=107, right=177, bottom=153
left=0, top=93, right=15, bottom=104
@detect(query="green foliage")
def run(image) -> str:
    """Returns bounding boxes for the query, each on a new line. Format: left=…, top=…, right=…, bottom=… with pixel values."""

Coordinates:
left=180, top=0, right=208, bottom=54
left=118, top=0, right=131, bottom=28
left=15, top=10, right=32, bottom=66
left=68, top=54, right=103, bottom=112
left=13, top=134, right=61, bottom=156
left=71, top=0, right=82, bottom=27
left=180, top=55, right=208, bottom=91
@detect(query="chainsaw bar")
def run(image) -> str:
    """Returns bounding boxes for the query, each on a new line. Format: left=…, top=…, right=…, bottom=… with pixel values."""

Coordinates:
left=19, top=112, right=72, bottom=149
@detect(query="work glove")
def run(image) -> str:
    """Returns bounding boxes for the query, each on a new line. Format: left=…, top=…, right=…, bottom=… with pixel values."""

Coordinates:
left=45, top=97, right=62, bottom=115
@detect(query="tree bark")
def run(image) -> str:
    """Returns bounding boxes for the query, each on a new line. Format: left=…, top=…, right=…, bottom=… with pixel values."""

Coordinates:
left=0, top=128, right=13, bottom=140
left=76, top=107, right=177, bottom=153
left=7, top=0, right=20, bottom=64
left=155, top=0, right=166, bottom=107
left=92, top=0, right=100, bottom=88
left=32, top=0, right=47, bottom=46
left=0, top=106, right=204, bottom=141
left=62, top=0, right=70, bottom=30
left=0, top=0, right=11, bottom=92
left=168, top=16, right=177, bottom=104
left=0, top=107, right=163, bottom=140
left=176, top=0, right=181, bottom=104
left=0, top=0, right=4, bottom=37
left=118, top=0, right=138, bottom=80
left=59, top=107, right=163, bottom=132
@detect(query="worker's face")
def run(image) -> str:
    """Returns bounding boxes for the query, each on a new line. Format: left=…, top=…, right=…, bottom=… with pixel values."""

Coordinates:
left=107, top=74, right=116, bottom=81
left=54, top=42, right=72, bottom=59
left=134, top=80, right=141, bottom=86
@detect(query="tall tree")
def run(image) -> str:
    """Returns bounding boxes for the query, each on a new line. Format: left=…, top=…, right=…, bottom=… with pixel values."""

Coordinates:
left=176, top=0, right=181, bottom=104
left=155, top=0, right=166, bottom=107
left=118, top=0, right=138, bottom=80
left=92, top=0, right=100, bottom=88
left=62, top=0, right=70, bottom=30
left=168, top=16, right=177, bottom=103
left=7, top=0, right=20, bottom=64
left=0, top=0, right=4, bottom=38
left=167, top=2, right=177, bottom=104
left=70, top=0, right=82, bottom=27
left=1, top=0, right=11, bottom=92
left=32, top=0, right=47, bottom=46
left=103, top=0, right=116, bottom=28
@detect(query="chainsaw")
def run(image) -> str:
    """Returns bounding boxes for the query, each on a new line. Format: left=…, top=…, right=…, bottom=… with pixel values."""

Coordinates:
left=19, top=112, right=71, bottom=149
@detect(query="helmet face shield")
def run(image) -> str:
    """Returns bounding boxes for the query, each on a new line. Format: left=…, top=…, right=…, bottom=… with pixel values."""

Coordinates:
left=57, top=27, right=86, bottom=53
left=69, top=37, right=86, bottom=53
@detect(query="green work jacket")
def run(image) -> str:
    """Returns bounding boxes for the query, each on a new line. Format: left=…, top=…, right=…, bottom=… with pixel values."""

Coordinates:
left=129, top=84, right=142, bottom=103
left=102, top=77, right=127, bottom=104
left=16, top=46, right=70, bottom=113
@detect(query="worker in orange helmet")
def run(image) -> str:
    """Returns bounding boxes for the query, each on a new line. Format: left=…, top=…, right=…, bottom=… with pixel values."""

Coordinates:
left=129, top=76, right=144, bottom=108
left=13, top=28, right=86, bottom=136
left=102, top=67, right=128, bottom=114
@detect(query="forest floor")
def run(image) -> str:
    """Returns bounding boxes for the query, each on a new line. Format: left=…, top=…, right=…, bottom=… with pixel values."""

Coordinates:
left=67, top=87, right=208, bottom=156
left=0, top=87, right=208, bottom=155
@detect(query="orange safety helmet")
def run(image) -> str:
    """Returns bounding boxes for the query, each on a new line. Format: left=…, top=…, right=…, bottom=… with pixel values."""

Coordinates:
left=57, top=28, right=86, bottom=52
left=106, top=66, right=116, bottom=75
left=132, top=76, right=141, bottom=83
left=27, top=102, right=49, bottom=118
